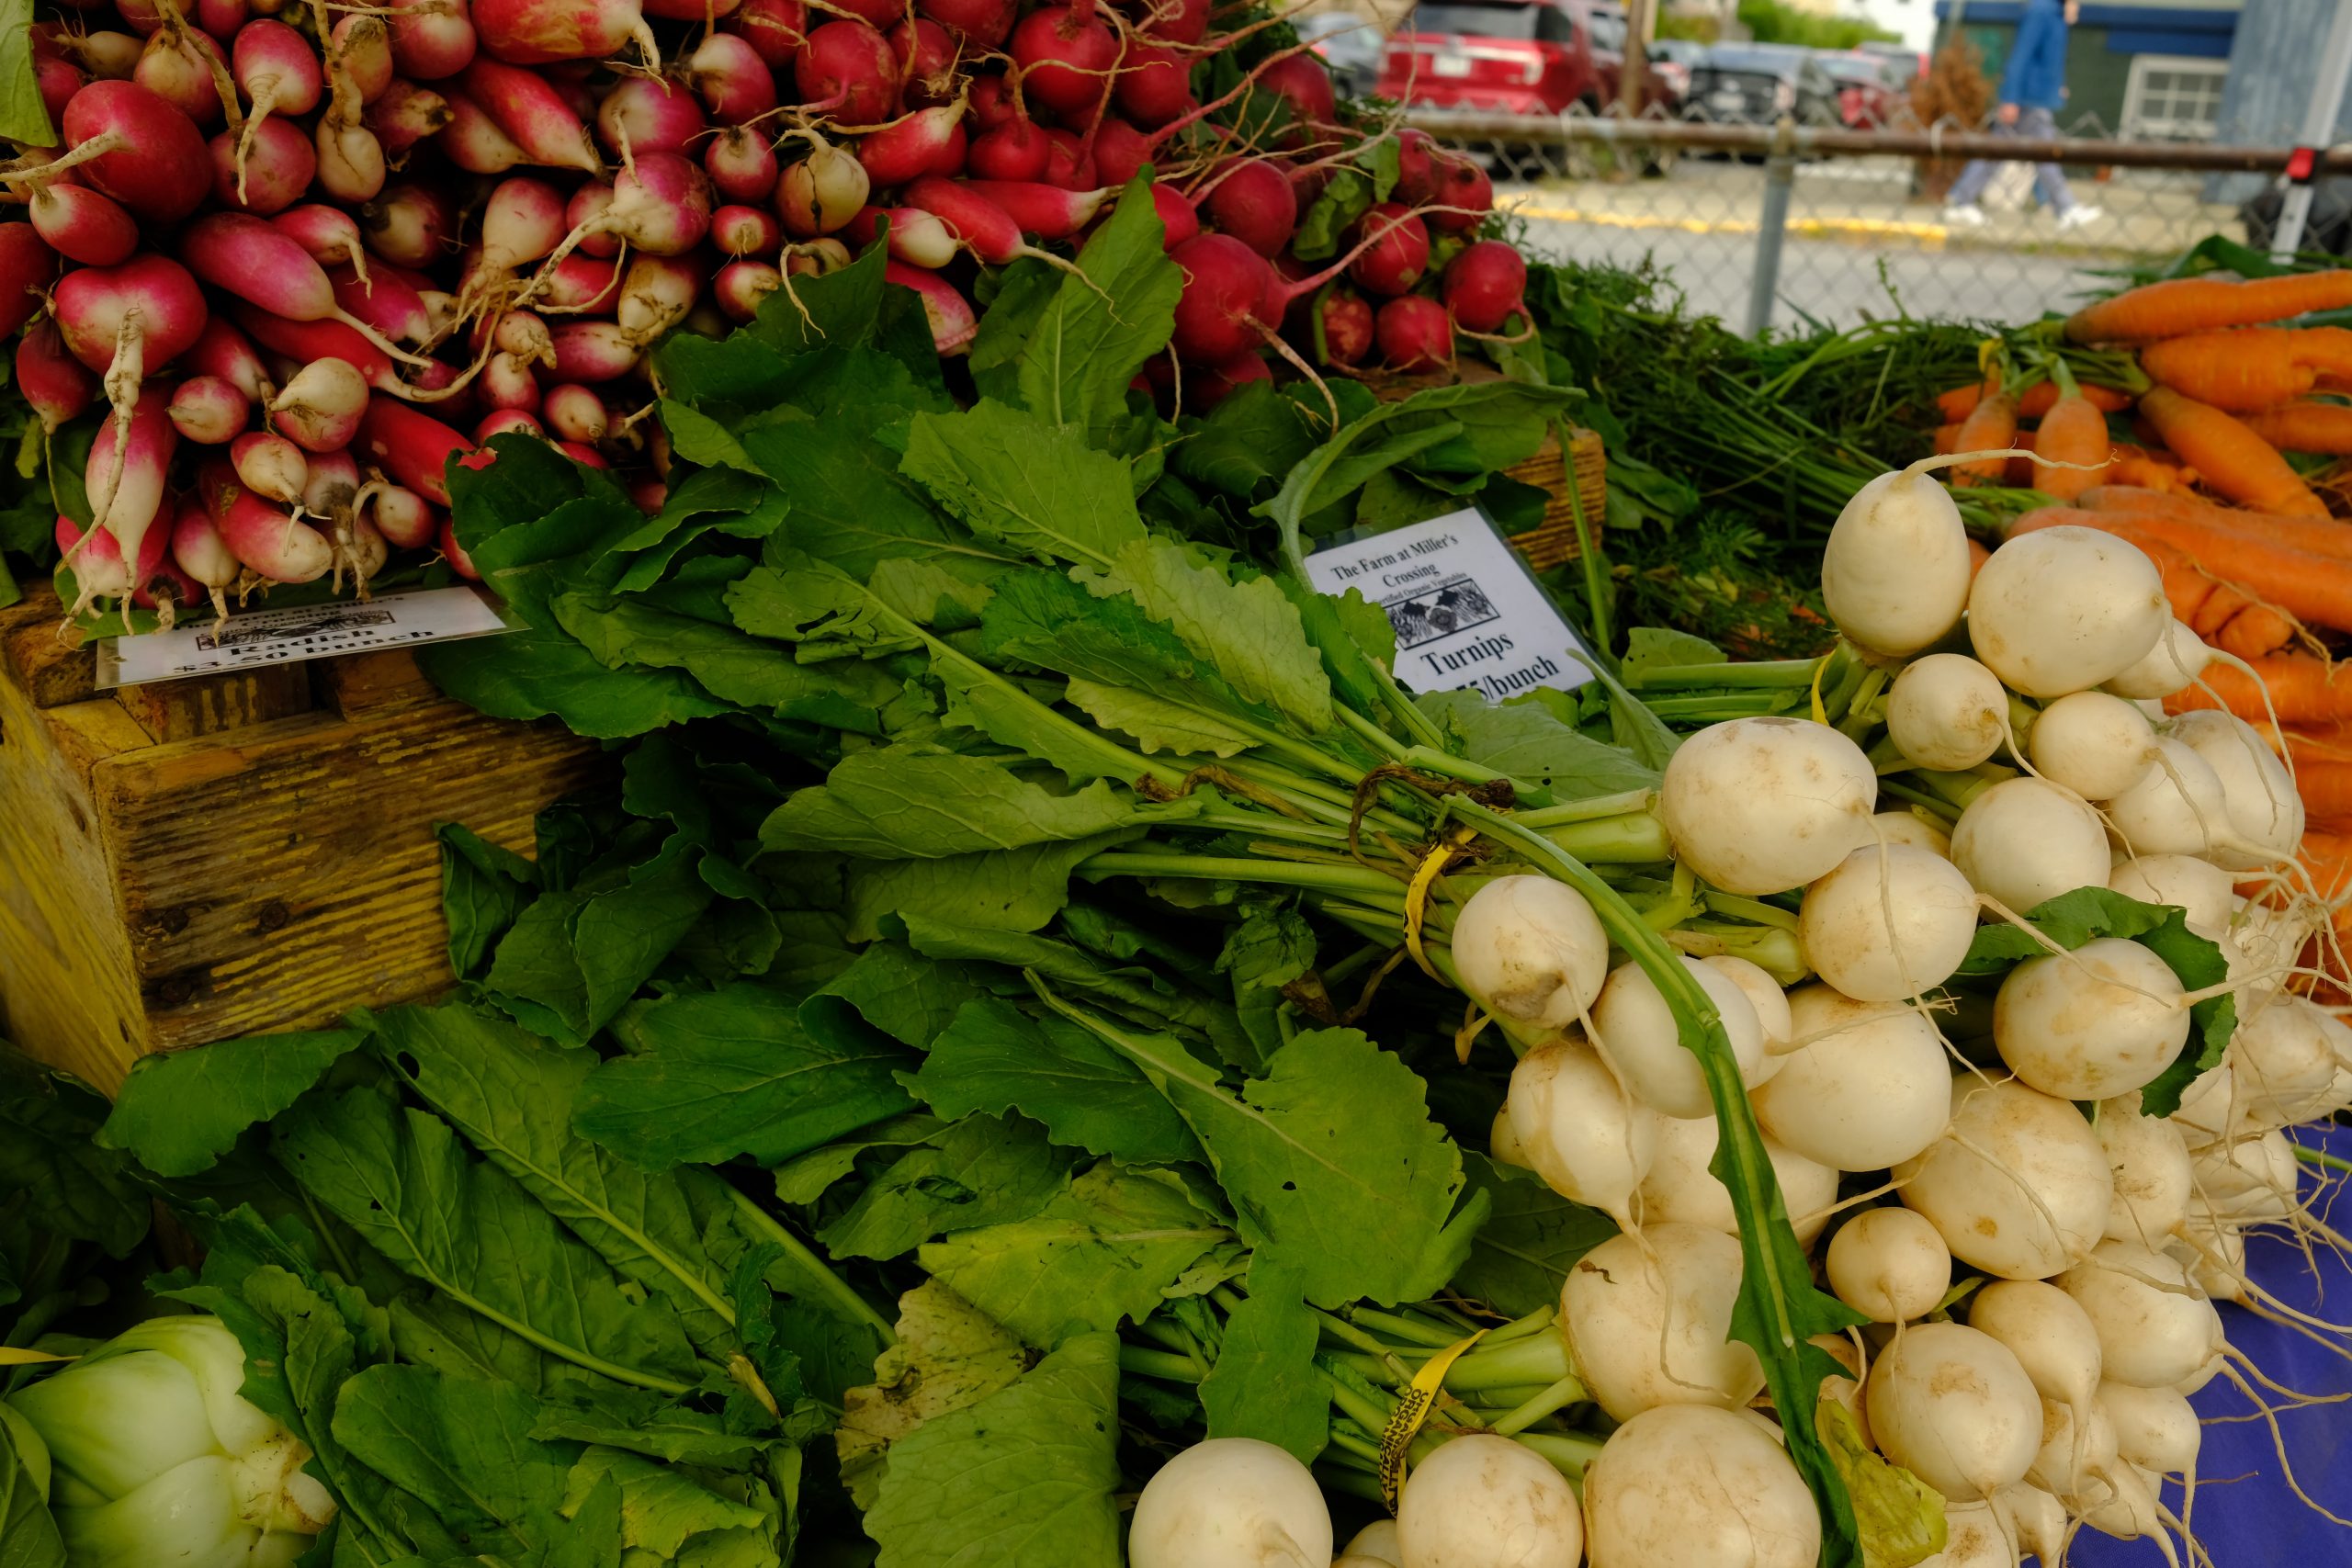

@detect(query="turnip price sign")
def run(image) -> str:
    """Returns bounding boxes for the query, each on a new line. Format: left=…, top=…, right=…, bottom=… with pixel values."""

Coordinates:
left=1304, top=509, right=1594, bottom=701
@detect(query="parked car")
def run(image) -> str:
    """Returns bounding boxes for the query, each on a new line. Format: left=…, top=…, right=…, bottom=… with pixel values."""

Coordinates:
left=1682, top=42, right=1841, bottom=128
left=1818, top=51, right=1905, bottom=130
left=1858, top=39, right=1928, bottom=80
left=1646, top=36, right=1704, bottom=109
left=1296, top=12, right=1384, bottom=99
left=1374, top=0, right=1623, bottom=117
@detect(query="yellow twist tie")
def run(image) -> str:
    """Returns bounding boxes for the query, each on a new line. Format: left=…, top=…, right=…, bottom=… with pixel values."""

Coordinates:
left=1404, top=826, right=1478, bottom=982
left=1376, top=1328, right=1488, bottom=1511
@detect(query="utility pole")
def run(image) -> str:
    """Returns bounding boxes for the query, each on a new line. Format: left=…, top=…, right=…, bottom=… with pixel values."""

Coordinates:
left=2272, top=0, right=2352, bottom=258
left=1621, top=0, right=1654, bottom=117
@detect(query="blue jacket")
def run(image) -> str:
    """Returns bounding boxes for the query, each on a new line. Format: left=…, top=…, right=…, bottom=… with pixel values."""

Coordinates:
left=2000, top=0, right=2071, bottom=110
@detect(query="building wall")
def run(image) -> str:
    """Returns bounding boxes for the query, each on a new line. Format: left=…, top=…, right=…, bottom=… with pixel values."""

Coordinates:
left=1929, top=1, right=2240, bottom=133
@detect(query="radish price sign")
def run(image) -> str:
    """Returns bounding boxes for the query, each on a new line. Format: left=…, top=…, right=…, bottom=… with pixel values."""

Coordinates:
left=96, top=586, right=513, bottom=688
left=1303, top=508, right=1594, bottom=702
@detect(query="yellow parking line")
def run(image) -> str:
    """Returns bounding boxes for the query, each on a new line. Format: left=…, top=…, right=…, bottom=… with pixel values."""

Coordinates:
left=1502, top=197, right=1951, bottom=246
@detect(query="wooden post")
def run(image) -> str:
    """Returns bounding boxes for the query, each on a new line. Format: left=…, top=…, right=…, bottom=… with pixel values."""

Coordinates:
left=1621, top=0, right=1654, bottom=116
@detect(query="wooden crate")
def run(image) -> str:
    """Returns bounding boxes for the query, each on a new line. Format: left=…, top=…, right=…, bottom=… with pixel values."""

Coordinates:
left=0, top=589, right=609, bottom=1092
left=1501, top=426, right=1609, bottom=570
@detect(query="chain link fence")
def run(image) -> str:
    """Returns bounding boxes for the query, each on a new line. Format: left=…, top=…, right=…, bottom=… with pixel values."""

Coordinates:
left=1403, top=106, right=2340, bottom=331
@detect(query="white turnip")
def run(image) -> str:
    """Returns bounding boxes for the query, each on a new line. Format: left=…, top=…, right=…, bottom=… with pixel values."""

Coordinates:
left=1127, top=1438, right=1329, bottom=1568
left=1968, top=525, right=2170, bottom=698
left=1752, top=985, right=1951, bottom=1170
left=1864, top=1321, right=2042, bottom=1501
left=1895, top=1076, right=2112, bottom=1280
left=1581, top=1404, right=1818, bottom=1568
left=1885, top=653, right=2007, bottom=771
left=1560, top=1224, right=1763, bottom=1422
left=1659, top=717, right=1877, bottom=896
left=1949, top=777, right=2109, bottom=913
left=1396, top=1435, right=1580, bottom=1568
left=1799, top=842, right=1979, bottom=1003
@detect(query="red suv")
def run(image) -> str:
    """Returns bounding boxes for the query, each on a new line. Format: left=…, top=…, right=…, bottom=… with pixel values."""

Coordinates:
left=1375, top=0, right=1626, bottom=117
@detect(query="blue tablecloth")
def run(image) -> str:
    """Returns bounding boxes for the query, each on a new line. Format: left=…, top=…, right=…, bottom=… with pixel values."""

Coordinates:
left=2071, top=1121, right=2352, bottom=1567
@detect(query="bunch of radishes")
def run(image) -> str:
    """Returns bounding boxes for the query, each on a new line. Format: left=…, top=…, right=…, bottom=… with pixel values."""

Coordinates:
left=0, top=0, right=1525, bottom=625
left=1122, top=460, right=2349, bottom=1568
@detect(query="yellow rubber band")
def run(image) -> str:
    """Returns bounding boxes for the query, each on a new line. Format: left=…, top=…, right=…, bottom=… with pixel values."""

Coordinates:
left=1377, top=1328, right=1488, bottom=1510
left=1403, top=826, right=1478, bottom=982
left=1809, top=651, right=1832, bottom=727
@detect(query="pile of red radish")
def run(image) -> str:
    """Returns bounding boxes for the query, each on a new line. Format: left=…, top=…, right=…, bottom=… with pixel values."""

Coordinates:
left=1, top=0, right=1522, bottom=624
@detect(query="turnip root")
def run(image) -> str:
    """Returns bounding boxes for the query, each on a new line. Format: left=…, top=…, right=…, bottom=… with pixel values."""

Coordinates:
left=1864, top=1321, right=2043, bottom=1501
left=1580, top=1404, right=1818, bottom=1568
left=2189, top=1127, right=2300, bottom=1221
left=2053, top=1239, right=2223, bottom=1389
left=2107, top=737, right=2242, bottom=861
left=1505, top=1039, right=1656, bottom=1229
left=2169, top=709, right=2301, bottom=863
left=1635, top=1114, right=1836, bottom=1244
left=1968, top=1278, right=2105, bottom=1438
left=1992, top=938, right=2190, bottom=1100
left=1950, top=777, right=2109, bottom=914
left=2098, top=1380, right=2200, bottom=1474
left=1799, top=842, right=1979, bottom=1003
left=2109, top=854, right=2234, bottom=930
left=1560, top=1224, right=1763, bottom=1421
left=1660, top=717, right=1877, bottom=896
left=1885, top=653, right=2007, bottom=771
left=2098, top=1099, right=2193, bottom=1244
left=1826, top=1207, right=1951, bottom=1322
left=1895, top=1077, right=2112, bottom=1280
left=1820, top=458, right=1973, bottom=657
left=2106, top=618, right=2211, bottom=701
left=1450, top=874, right=1608, bottom=1032
left=1752, top=985, right=1950, bottom=1170
left=1872, top=809, right=1951, bottom=857
left=1396, top=1434, right=1580, bottom=1568
left=2029, top=690, right=2159, bottom=801
left=1586, top=954, right=1765, bottom=1117
left=1126, top=1438, right=1329, bottom=1568
left=1969, top=525, right=2171, bottom=698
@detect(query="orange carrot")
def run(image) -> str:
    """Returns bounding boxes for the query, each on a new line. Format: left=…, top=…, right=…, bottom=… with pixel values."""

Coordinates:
left=1938, top=381, right=2132, bottom=421
left=2140, top=328, right=2319, bottom=411
left=2103, top=445, right=2197, bottom=492
left=1966, top=537, right=1991, bottom=581
left=1950, top=390, right=2018, bottom=488
left=2168, top=652, right=2352, bottom=725
left=2004, top=509, right=2246, bottom=633
left=2032, top=386, right=2113, bottom=500
left=2002, top=508, right=2301, bottom=651
left=2065, top=271, right=2352, bottom=344
left=2137, top=386, right=2329, bottom=516
left=2078, top=483, right=2352, bottom=560
left=2078, top=511, right=2352, bottom=631
left=1932, top=422, right=1963, bottom=455
left=2217, top=603, right=2298, bottom=659
left=2238, top=400, right=2352, bottom=456
left=2285, top=759, right=2352, bottom=824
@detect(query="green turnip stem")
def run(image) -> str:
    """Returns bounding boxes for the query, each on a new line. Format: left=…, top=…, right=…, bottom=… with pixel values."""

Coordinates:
left=1542, top=812, right=1671, bottom=863
left=1877, top=779, right=1962, bottom=824
left=721, top=1186, right=895, bottom=1344
left=1340, top=1305, right=1463, bottom=1349
left=1627, top=657, right=1830, bottom=691
left=1701, top=890, right=1800, bottom=931
left=1911, top=768, right=1997, bottom=812
left=1314, top=1459, right=1388, bottom=1502
left=1834, top=667, right=1890, bottom=740
left=1486, top=1375, right=1589, bottom=1436
left=1121, top=1344, right=1205, bottom=1383
left=1644, top=694, right=1806, bottom=723
left=1336, top=702, right=1411, bottom=761
left=1477, top=1304, right=1558, bottom=1346
left=2293, top=1146, right=2352, bottom=1175
left=1512, top=790, right=1656, bottom=828
left=1514, top=1431, right=1605, bottom=1479
left=1082, top=852, right=1409, bottom=903
left=1437, top=1329, right=1569, bottom=1392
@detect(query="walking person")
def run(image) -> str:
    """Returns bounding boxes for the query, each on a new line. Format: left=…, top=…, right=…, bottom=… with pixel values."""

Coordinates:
left=1942, top=0, right=2104, bottom=231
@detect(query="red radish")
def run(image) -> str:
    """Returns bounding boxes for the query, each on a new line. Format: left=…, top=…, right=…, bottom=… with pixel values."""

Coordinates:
left=536, top=152, right=713, bottom=280
left=275, top=205, right=374, bottom=278
left=478, top=174, right=568, bottom=278
left=471, top=0, right=657, bottom=67
left=368, top=79, right=453, bottom=152
left=1349, top=202, right=1429, bottom=295
left=1114, top=43, right=1188, bottom=126
left=785, top=236, right=852, bottom=275
left=716, top=259, right=781, bottom=321
left=438, top=88, right=530, bottom=172
left=969, top=112, right=1049, bottom=180
left=330, top=15, right=395, bottom=102
left=775, top=137, right=870, bottom=236
left=537, top=253, right=621, bottom=312
left=386, top=0, right=475, bottom=79
left=18, top=321, right=100, bottom=434
left=169, top=375, right=252, bottom=443
left=231, top=19, right=323, bottom=194
left=36, top=58, right=85, bottom=129
left=596, top=75, right=703, bottom=155
left=183, top=212, right=435, bottom=367
left=362, top=180, right=457, bottom=267
left=968, top=71, right=1014, bottom=128
left=885, top=259, right=976, bottom=355
left=1139, top=0, right=1206, bottom=46
left=795, top=19, right=899, bottom=124
left=1011, top=3, right=1116, bottom=115
left=706, top=125, right=779, bottom=203
left=686, top=33, right=775, bottom=122
left=56, top=513, right=170, bottom=609
left=899, top=176, right=1080, bottom=266
left=492, top=308, right=554, bottom=363
left=459, top=58, right=597, bottom=171
left=355, top=399, right=469, bottom=504
left=24, top=182, right=136, bottom=267
left=1376, top=293, right=1452, bottom=371
left=959, top=179, right=1109, bottom=239
left=185, top=315, right=273, bottom=400
left=548, top=320, right=640, bottom=380
left=368, top=483, right=435, bottom=547
left=232, top=429, right=310, bottom=502
left=1092, top=44, right=1320, bottom=186
left=54, top=255, right=209, bottom=382
left=857, top=99, right=968, bottom=187
left=1314, top=286, right=1373, bottom=366
left=713, top=204, right=783, bottom=256
left=542, top=382, right=607, bottom=442
left=205, top=116, right=314, bottom=212
left=1040, top=127, right=1095, bottom=191
left=1395, top=127, right=1438, bottom=203
left=1203, top=158, right=1295, bottom=257
left=918, top=0, right=1013, bottom=48
left=330, top=254, right=434, bottom=344
left=891, top=17, right=960, bottom=106
left=1167, top=220, right=1409, bottom=362
left=234, top=304, right=398, bottom=394
left=645, top=0, right=740, bottom=17
left=133, top=24, right=230, bottom=126
left=305, top=448, right=362, bottom=513
left=481, top=351, right=541, bottom=410
left=724, top=0, right=808, bottom=66
left=269, top=357, right=371, bottom=451
left=474, top=406, right=543, bottom=442
left=1442, top=239, right=1527, bottom=333
left=85, top=386, right=177, bottom=570
left=1428, top=154, right=1491, bottom=233
left=617, top=253, right=707, bottom=341
left=1255, top=51, right=1333, bottom=131
left=169, top=498, right=241, bottom=620
left=214, top=479, right=334, bottom=581
left=1148, top=180, right=1197, bottom=248
left=1186, top=352, right=1269, bottom=409
left=850, top=205, right=961, bottom=267
left=51, top=80, right=213, bottom=222
left=565, top=182, right=625, bottom=258
left=196, top=0, right=247, bottom=39
left=440, top=516, right=481, bottom=579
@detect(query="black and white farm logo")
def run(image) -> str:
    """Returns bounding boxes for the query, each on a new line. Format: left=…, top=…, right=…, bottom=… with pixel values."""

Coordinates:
left=1376, top=572, right=1563, bottom=698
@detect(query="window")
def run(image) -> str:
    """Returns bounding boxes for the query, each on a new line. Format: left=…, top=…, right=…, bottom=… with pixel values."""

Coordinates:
left=2123, top=55, right=2229, bottom=141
